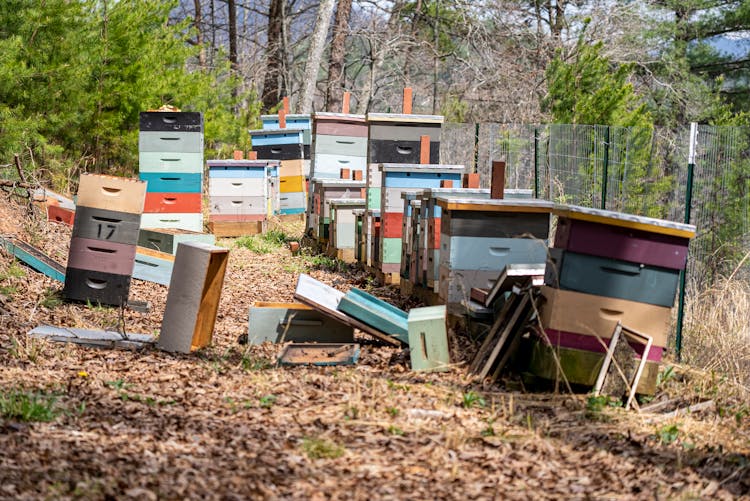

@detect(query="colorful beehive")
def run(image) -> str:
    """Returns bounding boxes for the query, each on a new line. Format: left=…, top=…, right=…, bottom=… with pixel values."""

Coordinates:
left=139, top=111, right=204, bottom=232
left=399, top=194, right=422, bottom=282
left=261, top=113, right=312, bottom=176
left=251, top=128, right=306, bottom=216
left=379, top=164, right=463, bottom=275
left=418, top=188, right=491, bottom=288
left=310, top=179, right=365, bottom=243
left=310, top=112, right=368, bottom=180
left=63, top=174, right=146, bottom=306
left=206, top=159, right=280, bottom=236
left=435, top=197, right=553, bottom=313
left=352, top=208, right=366, bottom=263
left=530, top=204, right=696, bottom=394
left=363, top=113, right=444, bottom=279
left=328, top=198, right=366, bottom=262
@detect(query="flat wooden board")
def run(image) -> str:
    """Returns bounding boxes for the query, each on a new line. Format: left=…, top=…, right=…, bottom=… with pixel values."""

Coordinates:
left=366, top=113, right=444, bottom=124
left=553, top=204, right=696, bottom=238
left=28, top=325, right=155, bottom=350
left=208, top=221, right=265, bottom=237
left=379, top=164, right=465, bottom=174
left=0, top=236, right=65, bottom=282
left=293, top=274, right=402, bottom=346
left=278, top=343, right=360, bottom=366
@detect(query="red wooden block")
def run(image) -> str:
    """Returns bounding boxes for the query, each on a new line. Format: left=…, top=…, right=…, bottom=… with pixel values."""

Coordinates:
left=340, top=168, right=351, bottom=180
left=233, top=150, right=244, bottom=160
left=342, top=92, right=351, bottom=114
left=382, top=212, right=404, bottom=239
left=48, top=205, right=75, bottom=226
left=283, top=96, right=290, bottom=114
left=463, top=173, right=480, bottom=189
left=402, top=87, right=413, bottom=114
left=353, top=170, right=363, bottom=181
left=247, top=151, right=258, bottom=160
left=428, top=218, right=441, bottom=249
left=279, top=109, right=287, bottom=129
left=440, top=180, right=454, bottom=188
left=491, top=161, right=505, bottom=199
left=420, top=135, right=430, bottom=165
left=144, top=192, right=201, bottom=214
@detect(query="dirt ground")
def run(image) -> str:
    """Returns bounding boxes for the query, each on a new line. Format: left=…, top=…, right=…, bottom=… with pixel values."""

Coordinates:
left=0, top=193, right=748, bottom=500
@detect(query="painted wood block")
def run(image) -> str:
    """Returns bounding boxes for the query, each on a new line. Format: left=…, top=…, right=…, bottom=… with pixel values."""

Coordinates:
left=279, top=175, right=305, bottom=193
left=367, top=112, right=444, bottom=125
left=293, top=274, right=401, bottom=346
left=209, top=178, right=266, bottom=197
left=132, top=247, right=174, bottom=286
left=249, top=129, right=304, bottom=146
left=383, top=172, right=462, bottom=189
left=207, top=164, right=269, bottom=178
left=62, top=267, right=131, bottom=306
left=554, top=217, right=690, bottom=270
left=139, top=172, right=202, bottom=193
left=0, top=236, right=65, bottom=282
left=253, top=143, right=304, bottom=161
left=369, top=124, right=442, bottom=141
left=140, top=213, right=203, bottom=232
left=553, top=204, right=696, bottom=239
left=67, top=237, right=137, bottom=275
left=381, top=237, right=402, bottom=263
left=208, top=214, right=266, bottom=222
left=140, top=111, right=203, bottom=133
left=210, top=196, right=267, bottom=215
left=144, top=192, right=201, bottom=213
left=314, top=135, right=368, bottom=156
left=158, top=242, right=229, bottom=353
left=279, top=192, right=307, bottom=210
left=248, top=301, right=354, bottom=344
left=543, top=329, right=664, bottom=361
left=261, top=114, right=311, bottom=130
left=138, top=228, right=215, bottom=254
left=525, top=338, right=659, bottom=394
left=77, top=174, right=147, bottom=215
left=547, top=249, right=680, bottom=307
left=408, top=305, right=449, bottom=372
left=382, top=212, right=405, bottom=238
left=208, top=220, right=265, bottom=237
left=139, top=151, right=203, bottom=173
left=47, top=205, right=75, bottom=226
left=278, top=343, right=360, bottom=366
left=439, top=235, right=549, bottom=271
left=369, top=140, right=440, bottom=164
left=337, top=288, right=408, bottom=343
left=72, top=206, right=141, bottom=245
left=441, top=210, right=550, bottom=239
left=367, top=162, right=383, bottom=187
left=312, top=153, right=367, bottom=178
left=539, top=286, right=672, bottom=346
left=139, top=131, right=204, bottom=153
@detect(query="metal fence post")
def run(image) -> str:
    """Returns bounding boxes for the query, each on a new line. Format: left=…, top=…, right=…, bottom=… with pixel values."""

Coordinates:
left=601, top=126, right=610, bottom=210
left=534, top=127, right=540, bottom=198
left=675, top=122, right=698, bottom=361
left=474, top=123, right=480, bottom=174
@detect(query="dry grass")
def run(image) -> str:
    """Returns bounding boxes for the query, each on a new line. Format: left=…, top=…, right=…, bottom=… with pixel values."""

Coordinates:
left=683, top=273, right=750, bottom=389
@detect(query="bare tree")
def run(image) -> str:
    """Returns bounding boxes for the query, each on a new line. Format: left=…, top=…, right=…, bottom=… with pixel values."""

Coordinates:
left=298, top=0, right=336, bottom=113
left=325, top=0, right=353, bottom=112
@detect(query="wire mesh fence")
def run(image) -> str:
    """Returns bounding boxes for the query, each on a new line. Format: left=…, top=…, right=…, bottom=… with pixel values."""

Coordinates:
left=447, top=122, right=750, bottom=290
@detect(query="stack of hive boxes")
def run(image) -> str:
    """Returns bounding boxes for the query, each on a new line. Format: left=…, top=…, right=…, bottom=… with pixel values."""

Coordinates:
left=310, top=113, right=368, bottom=180
left=261, top=113, right=312, bottom=177
left=328, top=198, right=367, bottom=262
left=378, top=164, right=462, bottom=277
left=435, top=197, right=553, bottom=314
left=309, top=179, right=365, bottom=245
left=139, top=111, right=204, bottom=232
left=365, top=112, right=444, bottom=276
left=64, top=174, right=146, bottom=306
left=533, top=205, right=696, bottom=394
left=206, top=158, right=280, bottom=236
left=249, top=127, right=306, bottom=216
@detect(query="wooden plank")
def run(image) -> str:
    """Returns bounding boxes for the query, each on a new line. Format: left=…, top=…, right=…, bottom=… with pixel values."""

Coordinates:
left=278, top=343, right=360, bottom=366
left=207, top=221, right=264, bottom=237
left=491, top=161, right=505, bottom=199
left=337, top=288, right=408, bottom=343
left=293, top=274, right=402, bottom=346
left=28, top=325, right=155, bottom=350
left=0, top=236, right=65, bottom=282
left=436, top=197, right=554, bottom=213
left=483, top=263, right=546, bottom=307
left=158, top=242, right=229, bottom=353
left=366, top=112, right=443, bottom=124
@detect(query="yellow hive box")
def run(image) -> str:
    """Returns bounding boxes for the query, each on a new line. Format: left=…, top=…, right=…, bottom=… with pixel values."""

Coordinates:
left=77, top=174, right=147, bottom=214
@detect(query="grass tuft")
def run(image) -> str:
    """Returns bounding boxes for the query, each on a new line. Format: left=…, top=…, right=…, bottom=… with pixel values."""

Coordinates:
left=0, top=388, right=60, bottom=422
left=301, top=437, right=345, bottom=460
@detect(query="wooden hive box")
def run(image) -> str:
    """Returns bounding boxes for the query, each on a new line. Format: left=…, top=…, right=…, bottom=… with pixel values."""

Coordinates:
left=76, top=174, right=147, bottom=215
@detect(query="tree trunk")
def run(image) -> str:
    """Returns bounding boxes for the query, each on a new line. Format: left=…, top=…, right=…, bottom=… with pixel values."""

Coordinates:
left=194, top=0, right=206, bottom=70
left=325, top=0, right=353, bottom=112
left=227, top=0, right=238, bottom=99
left=299, top=0, right=336, bottom=113
left=262, top=0, right=285, bottom=111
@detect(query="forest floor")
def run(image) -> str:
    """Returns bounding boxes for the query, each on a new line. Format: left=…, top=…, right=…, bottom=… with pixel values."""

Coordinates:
left=0, top=192, right=748, bottom=500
